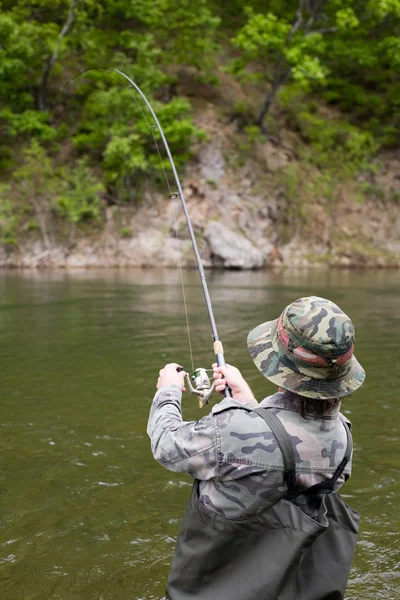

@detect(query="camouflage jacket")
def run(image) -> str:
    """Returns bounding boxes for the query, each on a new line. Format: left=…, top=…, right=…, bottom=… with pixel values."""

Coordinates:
left=147, top=386, right=352, bottom=518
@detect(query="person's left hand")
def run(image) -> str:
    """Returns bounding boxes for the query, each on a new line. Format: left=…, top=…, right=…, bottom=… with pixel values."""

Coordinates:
left=157, top=363, right=187, bottom=391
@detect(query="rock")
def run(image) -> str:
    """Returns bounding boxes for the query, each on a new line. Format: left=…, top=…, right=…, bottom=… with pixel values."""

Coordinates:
left=268, top=246, right=282, bottom=265
left=204, top=221, right=264, bottom=269
left=261, top=240, right=275, bottom=262
left=223, top=193, right=241, bottom=209
left=279, top=238, right=311, bottom=267
left=385, top=240, right=400, bottom=254
left=258, top=207, right=269, bottom=218
left=183, top=186, right=194, bottom=198
left=198, top=145, right=225, bottom=183
left=259, top=142, right=289, bottom=172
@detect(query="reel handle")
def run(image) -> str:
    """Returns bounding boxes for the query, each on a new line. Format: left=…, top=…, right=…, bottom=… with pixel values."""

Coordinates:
left=176, top=363, right=231, bottom=400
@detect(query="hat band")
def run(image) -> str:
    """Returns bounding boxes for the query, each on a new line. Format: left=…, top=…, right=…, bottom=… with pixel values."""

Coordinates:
left=277, top=315, right=354, bottom=368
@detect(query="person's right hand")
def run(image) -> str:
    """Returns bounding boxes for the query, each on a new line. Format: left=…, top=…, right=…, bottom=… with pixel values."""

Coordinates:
left=212, top=363, right=255, bottom=404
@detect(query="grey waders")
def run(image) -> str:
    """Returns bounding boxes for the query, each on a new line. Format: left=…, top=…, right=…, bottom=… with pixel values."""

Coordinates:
left=166, top=407, right=360, bottom=600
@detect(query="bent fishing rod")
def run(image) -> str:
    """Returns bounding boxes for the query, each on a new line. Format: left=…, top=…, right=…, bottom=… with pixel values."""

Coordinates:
left=65, top=68, right=231, bottom=405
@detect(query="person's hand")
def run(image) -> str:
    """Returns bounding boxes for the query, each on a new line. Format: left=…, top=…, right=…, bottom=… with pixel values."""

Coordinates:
left=157, top=363, right=187, bottom=391
left=212, top=363, right=254, bottom=404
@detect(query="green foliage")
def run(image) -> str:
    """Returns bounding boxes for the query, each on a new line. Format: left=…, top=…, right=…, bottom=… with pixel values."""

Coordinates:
left=391, top=188, right=400, bottom=204
left=229, top=0, right=400, bottom=144
left=233, top=125, right=263, bottom=166
left=119, top=227, right=132, bottom=238
left=12, top=141, right=59, bottom=199
left=234, top=11, right=291, bottom=57
left=231, top=8, right=328, bottom=89
left=56, top=159, right=104, bottom=223
left=276, top=162, right=309, bottom=241
left=0, top=108, right=57, bottom=141
left=244, top=125, right=263, bottom=143
left=128, top=0, right=220, bottom=67
left=73, top=84, right=204, bottom=199
left=26, top=219, right=39, bottom=232
left=297, top=111, right=378, bottom=173
left=0, top=185, right=18, bottom=247
left=368, top=0, right=400, bottom=20
left=0, top=142, right=105, bottom=247
left=285, top=34, right=328, bottom=89
left=1, top=0, right=400, bottom=250
left=13, top=143, right=104, bottom=226
left=0, top=0, right=218, bottom=206
left=360, top=183, right=386, bottom=201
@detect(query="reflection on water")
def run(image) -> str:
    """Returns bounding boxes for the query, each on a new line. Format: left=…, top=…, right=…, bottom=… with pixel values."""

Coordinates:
left=0, top=268, right=399, bottom=599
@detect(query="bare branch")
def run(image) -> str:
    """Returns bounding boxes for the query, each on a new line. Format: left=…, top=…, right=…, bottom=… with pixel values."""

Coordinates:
left=38, top=0, right=80, bottom=111
left=315, top=26, right=339, bottom=34
left=305, top=0, right=329, bottom=33
left=287, top=1, right=305, bottom=42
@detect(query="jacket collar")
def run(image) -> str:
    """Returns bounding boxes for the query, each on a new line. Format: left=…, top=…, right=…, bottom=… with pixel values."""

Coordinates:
left=260, top=390, right=341, bottom=419
left=212, top=390, right=341, bottom=420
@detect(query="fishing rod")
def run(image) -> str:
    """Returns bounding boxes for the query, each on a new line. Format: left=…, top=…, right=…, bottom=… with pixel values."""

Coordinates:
left=65, top=68, right=231, bottom=406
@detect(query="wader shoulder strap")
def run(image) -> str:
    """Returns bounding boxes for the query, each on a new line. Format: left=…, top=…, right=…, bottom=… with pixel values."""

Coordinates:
left=254, top=407, right=296, bottom=492
left=254, top=408, right=354, bottom=498
left=334, top=415, right=353, bottom=482
left=290, top=415, right=353, bottom=497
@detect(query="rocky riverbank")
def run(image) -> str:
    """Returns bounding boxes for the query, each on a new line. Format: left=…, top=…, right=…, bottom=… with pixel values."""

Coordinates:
left=1, top=105, right=400, bottom=270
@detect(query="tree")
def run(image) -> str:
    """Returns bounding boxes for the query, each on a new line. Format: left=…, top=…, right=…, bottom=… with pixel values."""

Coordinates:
left=0, top=0, right=219, bottom=193
left=0, top=1, right=83, bottom=113
left=230, top=1, right=330, bottom=131
left=230, top=0, right=400, bottom=141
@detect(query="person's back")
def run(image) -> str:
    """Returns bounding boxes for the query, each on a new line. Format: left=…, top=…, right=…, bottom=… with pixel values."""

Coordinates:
left=148, top=296, right=365, bottom=600
left=149, top=389, right=351, bottom=520
left=197, top=391, right=350, bottom=519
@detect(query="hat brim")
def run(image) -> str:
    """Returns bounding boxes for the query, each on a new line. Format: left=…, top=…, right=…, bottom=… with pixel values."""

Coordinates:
left=247, top=318, right=366, bottom=400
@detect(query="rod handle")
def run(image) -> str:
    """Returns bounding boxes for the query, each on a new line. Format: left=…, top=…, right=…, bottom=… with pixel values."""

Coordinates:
left=213, top=341, right=232, bottom=398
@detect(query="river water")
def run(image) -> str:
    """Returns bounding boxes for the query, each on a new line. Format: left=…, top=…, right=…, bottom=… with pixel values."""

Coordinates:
left=0, top=269, right=399, bottom=599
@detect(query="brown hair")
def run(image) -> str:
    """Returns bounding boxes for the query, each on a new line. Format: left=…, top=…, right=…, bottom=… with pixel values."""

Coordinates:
left=300, top=398, right=341, bottom=420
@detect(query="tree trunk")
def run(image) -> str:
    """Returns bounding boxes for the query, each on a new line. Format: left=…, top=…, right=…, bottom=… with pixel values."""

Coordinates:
left=31, top=199, right=52, bottom=250
left=255, top=68, right=291, bottom=131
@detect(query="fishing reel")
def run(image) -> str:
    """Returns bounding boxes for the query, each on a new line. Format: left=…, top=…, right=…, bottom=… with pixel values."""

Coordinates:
left=178, top=366, right=215, bottom=407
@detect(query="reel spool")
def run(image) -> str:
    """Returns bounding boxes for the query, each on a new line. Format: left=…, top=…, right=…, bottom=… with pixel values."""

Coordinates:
left=186, top=368, right=215, bottom=408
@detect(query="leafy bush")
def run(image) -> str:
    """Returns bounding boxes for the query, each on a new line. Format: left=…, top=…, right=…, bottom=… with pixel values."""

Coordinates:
left=297, top=111, right=378, bottom=171
left=0, top=142, right=105, bottom=247
left=0, top=185, right=18, bottom=247
left=228, top=0, right=400, bottom=142
left=0, top=108, right=57, bottom=141
left=73, top=83, right=205, bottom=200
left=0, top=0, right=218, bottom=205
left=56, top=159, right=104, bottom=223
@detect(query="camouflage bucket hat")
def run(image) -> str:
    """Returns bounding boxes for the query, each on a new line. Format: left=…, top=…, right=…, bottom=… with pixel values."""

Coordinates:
left=247, top=296, right=365, bottom=400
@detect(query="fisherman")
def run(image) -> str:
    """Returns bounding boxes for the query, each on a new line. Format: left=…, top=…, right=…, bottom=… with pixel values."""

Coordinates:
left=147, top=296, right=365, bottom=600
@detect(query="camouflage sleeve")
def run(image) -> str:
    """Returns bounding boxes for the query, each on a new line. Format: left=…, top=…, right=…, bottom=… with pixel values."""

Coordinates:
left=147, top=384, right=219, bottom=480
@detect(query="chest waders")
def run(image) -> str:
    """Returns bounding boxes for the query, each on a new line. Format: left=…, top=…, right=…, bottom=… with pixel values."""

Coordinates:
left=166, top=408, right=360, bottom=600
